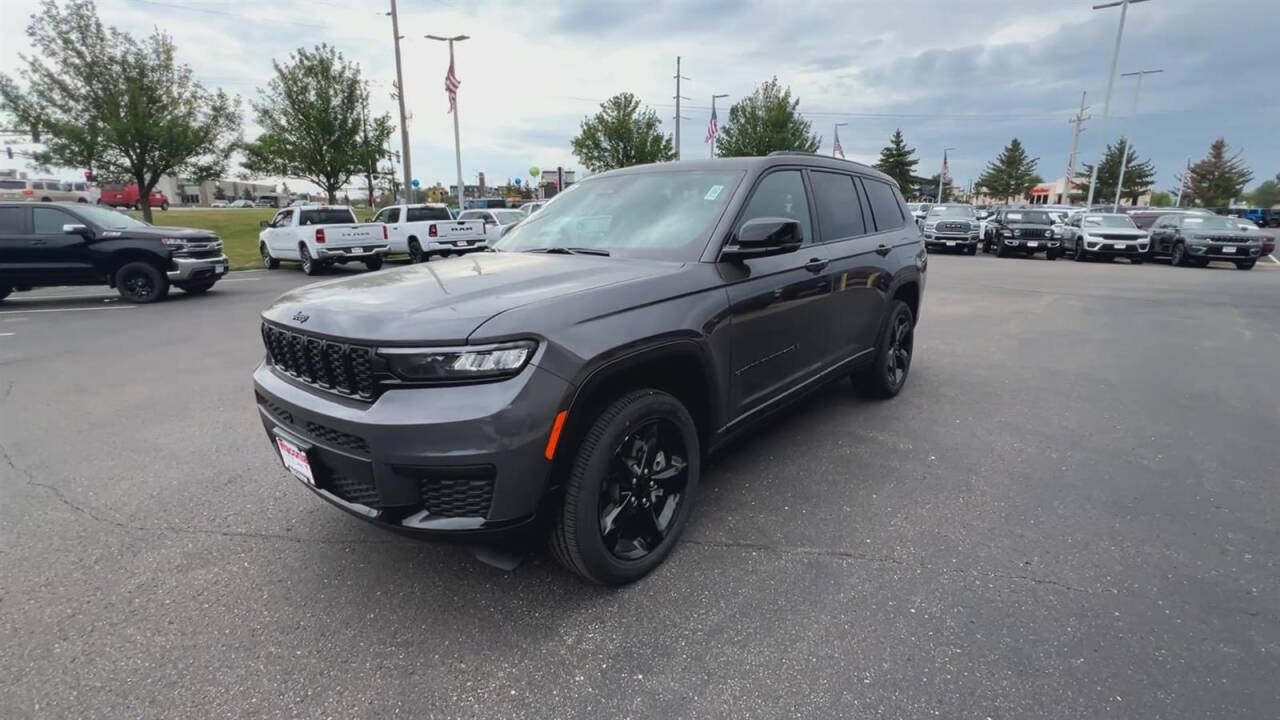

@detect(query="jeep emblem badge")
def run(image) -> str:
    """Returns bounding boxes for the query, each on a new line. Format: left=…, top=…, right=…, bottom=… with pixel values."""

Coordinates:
left=292, top=311, right=310, bottom=324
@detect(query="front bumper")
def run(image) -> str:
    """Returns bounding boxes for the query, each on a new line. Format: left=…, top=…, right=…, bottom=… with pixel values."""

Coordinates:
left=1082, top=239, right=1148, bottom=256
left=1001, top=238, right=1061, bottom=252
left=925, top=232, right=979, bottom=248
left=317, top=245, right=390, bottom=259
left=427, top=238, right=488, bottom=252
left=1187, top=244, right=1262, bottom=261
left=253, top=359, right=572, bottom=540
left=167, top=254, right=229, bottom=281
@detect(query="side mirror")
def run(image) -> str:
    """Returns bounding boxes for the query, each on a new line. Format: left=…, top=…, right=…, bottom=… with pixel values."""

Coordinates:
left=63, top=223, right=91, bottom=237
left=259, top=220, right=270, bottom=229
left=721, top=217, right=803, bottom=261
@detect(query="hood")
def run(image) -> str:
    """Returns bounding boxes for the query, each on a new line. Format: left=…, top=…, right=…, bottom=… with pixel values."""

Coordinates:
left=111, top=226, right=219, bottom=240
left=261, top=251, right=682, bottom=344
left=1079, top=226, right=1147, bottom=237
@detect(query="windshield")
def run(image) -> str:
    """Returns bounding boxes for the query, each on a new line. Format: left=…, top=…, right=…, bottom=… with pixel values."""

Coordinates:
left=299, top=208, right=358, bottom=225
left=76, top=204, right=151, bottom=229
left=1182, top=216, right=1244, bottom=231
left=492, top=210, right=525, bottom=225
left=1082, top=215, right=1137, bottom=229
left=927, top=206, right=975, bottom=218
left=1004, top=211, right=1050, bottom=224
left=495, top=170, right=744, bottom=261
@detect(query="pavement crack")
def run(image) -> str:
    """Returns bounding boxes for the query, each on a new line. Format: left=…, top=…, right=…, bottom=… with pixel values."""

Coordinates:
left=0, top=440, right=395, bottom=546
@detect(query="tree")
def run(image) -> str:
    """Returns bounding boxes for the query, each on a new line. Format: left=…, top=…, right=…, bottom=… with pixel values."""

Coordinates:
left=1148, top=191, right=1173, bottom=207
left=241, top=186, right=253, bottom=201
left=0, top=0, right=241, bottom=222
left=975, top=138, right=1039, bottom=202
left=715, top=77, right=821, bottom=157
left=1071, top=139, right=1155, bottom=206
left=1244, top=179, right=1278, bottom=208
left=874, top=129, right=919, bottom=190
left=241, top=44, right=392, bottom=203
left=1180, top=138, right=1252, bottom=207
left=214, top=185, right=227, bottom=201
left=570, top=92, right=674, bottom=173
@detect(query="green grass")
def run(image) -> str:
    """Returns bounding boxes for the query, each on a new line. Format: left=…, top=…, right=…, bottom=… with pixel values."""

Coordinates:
left=129, top=208, right=276, bottom=269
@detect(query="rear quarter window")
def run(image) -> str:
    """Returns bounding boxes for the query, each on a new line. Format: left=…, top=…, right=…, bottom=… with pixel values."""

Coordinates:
left=0, top=180, right=27, bottom=190
left=862, top=178, right=906, bottom=231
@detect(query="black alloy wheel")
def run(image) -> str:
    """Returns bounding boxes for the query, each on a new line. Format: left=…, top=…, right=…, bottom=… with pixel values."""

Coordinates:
left=1235, top=260, right=1256, bottom=270
left=1171, top=242, right=1187, bottom=267
left=550, top=389, right=700, bottom=585
left=408, top=239, right=425, bottom=263
left=114, top=261, right=169, bottom=303
left=855, top=299, right=915, bottom=399
left=597, top=419, right=690, bottom=561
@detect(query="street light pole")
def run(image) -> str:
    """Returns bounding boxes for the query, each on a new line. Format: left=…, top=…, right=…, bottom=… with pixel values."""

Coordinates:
left=938, top=147, right=955, bottom=203
left=1085, top=0, right=1153, bottom=209
left=386, top=0, right=412, bottom=202
left=1112, top=68, right=1162, bottom=210
left=710, top=93, right=728, bottom=158
left=426, top=34, right=470, bottom=207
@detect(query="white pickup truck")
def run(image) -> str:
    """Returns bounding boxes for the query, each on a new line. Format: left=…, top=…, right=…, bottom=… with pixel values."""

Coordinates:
left=258, top=205, right=389, bottom=275
left=371, top=203, right=488, bottom=263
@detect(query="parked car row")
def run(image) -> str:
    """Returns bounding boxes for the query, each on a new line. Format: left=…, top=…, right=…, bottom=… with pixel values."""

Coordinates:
left=0, top=178, right=98, bottom=204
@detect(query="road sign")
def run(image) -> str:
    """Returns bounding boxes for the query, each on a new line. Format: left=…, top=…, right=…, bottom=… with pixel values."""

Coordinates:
left=529, top=167, right=540, bottom=177
left=411, top=178, right=420, bottom=188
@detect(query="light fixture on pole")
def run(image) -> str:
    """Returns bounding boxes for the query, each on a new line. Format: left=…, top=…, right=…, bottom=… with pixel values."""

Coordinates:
left=833, top=123, right=848, bottom=159
left=426, top=33, right=470, bottom=207
left=1084, top=0, right=1154, bottom=209
left=708, top=93, right=728, bottom=158
left=938, top=147, right=955, bottom=203
left=1112, top=68, right=1162, bottom=210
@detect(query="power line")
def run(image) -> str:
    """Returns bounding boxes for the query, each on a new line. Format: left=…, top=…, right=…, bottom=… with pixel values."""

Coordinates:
left=127, top=0, right=329, bottom=30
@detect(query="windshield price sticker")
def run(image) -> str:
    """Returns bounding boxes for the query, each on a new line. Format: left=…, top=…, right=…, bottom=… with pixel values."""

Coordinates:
left=704, top=185, right=724, bottom=201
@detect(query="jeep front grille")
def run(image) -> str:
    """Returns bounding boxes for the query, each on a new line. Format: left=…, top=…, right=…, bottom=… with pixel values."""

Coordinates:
left=261, top=323, right=377, bottom=400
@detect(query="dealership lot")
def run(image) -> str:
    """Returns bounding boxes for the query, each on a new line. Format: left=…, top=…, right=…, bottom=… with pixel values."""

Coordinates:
left=1, top=256, right=1278, bottom=719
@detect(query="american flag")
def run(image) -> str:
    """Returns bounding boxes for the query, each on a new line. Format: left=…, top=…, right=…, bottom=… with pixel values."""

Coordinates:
left=833, top=127, right=845, bottom=159
left=445, top=57, right=460, bottom=113
left=705, top=106, right=719, bottom=144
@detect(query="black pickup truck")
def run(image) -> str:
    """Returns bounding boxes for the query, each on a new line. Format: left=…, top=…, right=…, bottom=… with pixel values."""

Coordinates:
left=0, top=202, right=228, bottom=303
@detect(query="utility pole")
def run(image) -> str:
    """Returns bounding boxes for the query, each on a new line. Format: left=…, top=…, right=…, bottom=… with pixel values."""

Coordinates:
left=386, top=0, right=412, bottom=203
left=673, top=56, right=690, bottom=161
left=426, top=34, right=470, bottom=207
left=1085, top=0, right=1153, bottom=209
left=1112, top=68, right=1162, bottom=210
left=1065, top=91, right=1089, bottom=203
left=1175, top=157, right=1191, bottom=207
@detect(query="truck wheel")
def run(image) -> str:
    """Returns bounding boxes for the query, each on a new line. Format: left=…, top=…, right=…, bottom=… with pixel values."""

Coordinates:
left=1046, top=250, right=1059, bottom=261
left=299, top=246, right=321, bottom=276
left=1235, top=260, right=1256, bottom=270
left=160, top=201, right=169, bottom=211
left=114, top=262, right=169, bottom=303
left=408, top=239, right=425, bottom=263
left=550, top=389, right=700, bottom=585
left=260, top=243, right=279, bottom=269
left=853, top=299, right=915, bottom=399
left=965, top=243, right=977, bottom=256
left=176, top=280, right=216, bottom=294
left=133, top=202, right=141, bottom=211
left=995, top=240, right=1009, bottom=257
left=1170, top=242, right=1188, bottom=267
left=1130, top=257, right=1144, bottom=265
left=0, top=286, right=11, bottom=302
left=364, top=255, right=384, bottom=271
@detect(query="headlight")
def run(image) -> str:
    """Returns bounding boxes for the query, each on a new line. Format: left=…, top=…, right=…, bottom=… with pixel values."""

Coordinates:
left=1013, top=229, right=1022, bottom=237
left=1045, top=228, right=1054, bottom=238
left=378, top=341, right=536, bottom=382
left=924, top=223, right=937, bottom=231
left=162, top=237, right=187, bottom=247
left=1001, top=229, right=1013, bottom=237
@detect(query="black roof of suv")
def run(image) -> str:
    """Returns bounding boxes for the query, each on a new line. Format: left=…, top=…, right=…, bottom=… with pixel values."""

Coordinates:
left=252, top=155, right=926, bottom=584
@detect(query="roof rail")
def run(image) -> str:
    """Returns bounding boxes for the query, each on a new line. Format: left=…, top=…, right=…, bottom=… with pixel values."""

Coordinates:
left=766, top=150, right=818, bottom=157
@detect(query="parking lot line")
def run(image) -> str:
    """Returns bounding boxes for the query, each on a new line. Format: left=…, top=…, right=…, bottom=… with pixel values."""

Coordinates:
left=0, top=332, right=14, bottom=336
left=0, top=305, right=138, bottom=315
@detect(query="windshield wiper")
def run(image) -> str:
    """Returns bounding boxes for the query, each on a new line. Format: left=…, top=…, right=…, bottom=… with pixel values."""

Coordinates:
left=525, top=247, right=611, bottom=256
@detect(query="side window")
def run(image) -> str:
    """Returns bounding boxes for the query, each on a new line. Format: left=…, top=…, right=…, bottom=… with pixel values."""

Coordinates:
left=32, top=207, right=77, bottom=234
left=372, top=209, right=387, bottom=224
left=737, top=170, right=813, bottom=245
left=862, top=179, right=905, bottom=231
left=809, top=171, right=867, bottom=242
left=388, top=208, right=401, bottom=223
left=272, top=211, right=292, bottom=227
left=0, top=207, right=26, bottom=233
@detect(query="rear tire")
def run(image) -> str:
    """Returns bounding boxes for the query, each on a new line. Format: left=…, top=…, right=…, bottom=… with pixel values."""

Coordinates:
left=260, top=243, right=279, bottom=269
left=114, top=262, right=169, bottom=303
left=550, top=389, right=700, bottom=585
left=300, top=245, right=321, bottom=275
left=364, top=255, right=384, bottom=271
left=408, top=239, right=425, bottom=263
left=176, top=280, right=216, bottom=294
left=854, top=299, right=915, bottom=400
left=0, top=286, right=11, bottom=302
left=1235, top=260, right=1256, bottom=270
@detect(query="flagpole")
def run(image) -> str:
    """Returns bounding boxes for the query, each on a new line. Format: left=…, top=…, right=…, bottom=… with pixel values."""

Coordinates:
left=709, top=93, right=727, bottom=158
left=427, top=33, right=470, bottom=208
left=938, top=147, right=955, bottom=203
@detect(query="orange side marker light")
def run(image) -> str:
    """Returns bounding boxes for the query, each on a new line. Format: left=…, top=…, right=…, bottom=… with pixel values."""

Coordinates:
left=544, top=410, right=568, bottom=460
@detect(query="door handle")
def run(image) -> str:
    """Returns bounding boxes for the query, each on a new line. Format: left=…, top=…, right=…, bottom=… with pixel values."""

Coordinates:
left=31, top=240, right=47, bottom=246
left=875, top=243, right=892, bottom=257
left=803, top=258, right=829, bottom=273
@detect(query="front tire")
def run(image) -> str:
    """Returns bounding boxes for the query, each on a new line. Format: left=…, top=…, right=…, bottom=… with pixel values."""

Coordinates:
left=114, top=262, right=169, bottom=303
left=550, top=389, right=700, bottom=585
left=995, top=240, right=1009, bottom=257
left=364, top=255, right=384, bottom=271
left=300, top=245, right=321, bottom=276
left=965, top=243, right=977, bottom=256
left=854, top=299, right=915, bottom=399
left=1235, top=260, right=1256, bottom=270
left=160, top=201, right=169, bottom=211
left=1171, top=242, right=1188, bottom=267
left=260, top=243, right=280, bottom=269
left=1130, top=257, right=1144, bottom=265
left=1046, top=250, right=1059, bottom=261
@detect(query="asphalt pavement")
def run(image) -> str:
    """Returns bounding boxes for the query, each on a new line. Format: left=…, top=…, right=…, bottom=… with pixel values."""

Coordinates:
left=2, top=254, right=1278, bottom=719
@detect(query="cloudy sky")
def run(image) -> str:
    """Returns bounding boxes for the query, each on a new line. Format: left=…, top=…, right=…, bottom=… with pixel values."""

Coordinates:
left=2, top=0, right=1278, bottom=196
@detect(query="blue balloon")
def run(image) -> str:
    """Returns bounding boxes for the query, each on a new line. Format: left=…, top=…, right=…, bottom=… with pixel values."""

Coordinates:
left=411, top=179, right=420, bottom=188
left=514, top=178, right=521, bottom=186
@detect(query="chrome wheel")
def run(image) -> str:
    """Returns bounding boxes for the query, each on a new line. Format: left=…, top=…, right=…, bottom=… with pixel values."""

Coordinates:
left=598, top=418, right=689, bottom=561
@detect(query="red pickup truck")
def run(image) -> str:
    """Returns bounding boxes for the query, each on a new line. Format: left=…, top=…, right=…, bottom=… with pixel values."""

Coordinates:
left=98, top=184, right=170, bottom=211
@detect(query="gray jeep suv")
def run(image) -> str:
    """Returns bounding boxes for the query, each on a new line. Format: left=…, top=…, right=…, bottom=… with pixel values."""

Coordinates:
left=253, top=154, right=927, bottom=584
